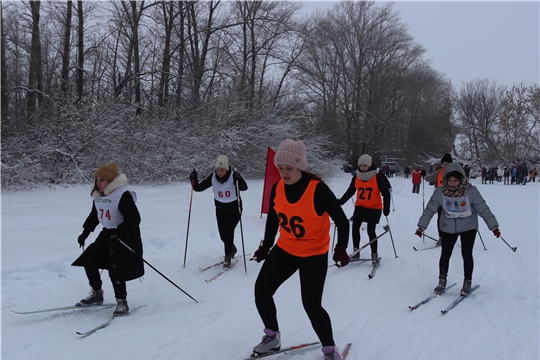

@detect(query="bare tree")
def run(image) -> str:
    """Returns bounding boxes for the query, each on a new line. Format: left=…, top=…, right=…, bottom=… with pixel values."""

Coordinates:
left=455, top=78, right=505, bottom=161
left=1, top=4, right=8, bottom=119
left=26, top=1, right=43, bottom=118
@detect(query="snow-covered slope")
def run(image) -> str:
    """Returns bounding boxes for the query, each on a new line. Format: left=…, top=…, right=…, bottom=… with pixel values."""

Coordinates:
left=2, top=174, right=538, bottom=359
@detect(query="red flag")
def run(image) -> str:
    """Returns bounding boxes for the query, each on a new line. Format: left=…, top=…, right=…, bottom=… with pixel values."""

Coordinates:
left=261, top=147, right=281, bottom=216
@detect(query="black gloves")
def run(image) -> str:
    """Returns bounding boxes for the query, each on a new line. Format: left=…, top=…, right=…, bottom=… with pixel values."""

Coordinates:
left=189, top=170, right=197, bottom=181
left=77, top=230, right=91, bottom=248
left=233, top=171, right=241, bottom=180
left=332, top=245, right=349, bottom=267
left=253, top=244, right=271, bottom=263
left=77, top=234, right=87, bottom=248
left=421, top=170, right=426, bottom=177
left=383, top=208, right=390, bottom=216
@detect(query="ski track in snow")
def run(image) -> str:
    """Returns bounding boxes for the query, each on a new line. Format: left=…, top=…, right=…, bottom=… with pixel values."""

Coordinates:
left=2, top=174, right=538, bottom=360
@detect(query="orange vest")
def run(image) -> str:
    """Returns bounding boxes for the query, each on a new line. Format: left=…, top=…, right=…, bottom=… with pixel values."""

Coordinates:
left=354, top=175, right=383, bottom=210
left=437, top=169, right=444, bottom=187
left=274, top=179, right=331, bottom=257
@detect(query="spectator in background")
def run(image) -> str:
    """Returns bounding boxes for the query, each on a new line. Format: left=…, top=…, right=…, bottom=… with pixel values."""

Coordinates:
left=511, top=165, right=517, bottom=185
left=463, top=164, right=471, bottom=179
left=404, top=166, right=411, bottom=179
left=529, top=168, right=537, bottom=182
left=412, top=166, right=422, bottom=194
left=496, top=166, right=503, bottom=182
left=503, top=166, right=510, bottom=185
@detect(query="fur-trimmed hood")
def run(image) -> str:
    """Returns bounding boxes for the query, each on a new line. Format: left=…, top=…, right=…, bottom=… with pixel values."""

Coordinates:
left=91, top=173, right=128, bottom=198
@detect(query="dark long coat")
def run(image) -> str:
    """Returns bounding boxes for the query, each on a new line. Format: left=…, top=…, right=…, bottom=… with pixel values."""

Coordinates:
left=72, top=175, right=144, bottom=281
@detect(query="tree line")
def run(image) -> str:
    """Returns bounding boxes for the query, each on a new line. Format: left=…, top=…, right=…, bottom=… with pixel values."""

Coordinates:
left=1, top=1, right=538, bottom=188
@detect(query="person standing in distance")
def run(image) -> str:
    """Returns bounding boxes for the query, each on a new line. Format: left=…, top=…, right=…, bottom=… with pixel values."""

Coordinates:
left=72, top=162, right=144, bottom=316
left=190, top=155, right=248, bottom=268
left=251, top=139, right=350, bottom=360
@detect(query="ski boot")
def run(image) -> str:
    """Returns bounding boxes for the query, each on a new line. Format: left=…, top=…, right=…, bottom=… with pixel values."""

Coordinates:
left=253, top=328, right=281, bottom=355
left=77, top=289, right=104, bottom=307
left=223, top=255, right=232, bottom=269
left=371, top=252, right=379, bottom=265
left=461, top=279, right=472, bottom=296
left=113, top=298, right=129, bottom=316
left=322, top=345, right=342, bottom=360
left=434, top=277, right=447, bottom=294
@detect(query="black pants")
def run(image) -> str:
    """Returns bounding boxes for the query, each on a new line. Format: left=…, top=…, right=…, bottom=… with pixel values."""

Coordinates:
left=412, top=184, right=420, bottom=193
left=438, top=229, right=476, bottom=280
left=83, top=244, right=127, bottom=299
left=254, top=246, right=335, bottom=347
left=216, top=207, right=240, bottom=257
left=352, top=219, right=378, bottom=254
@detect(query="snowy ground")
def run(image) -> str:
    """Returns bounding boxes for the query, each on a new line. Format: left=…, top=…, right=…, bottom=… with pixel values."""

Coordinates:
left=2, top=172, right=539, bottom=360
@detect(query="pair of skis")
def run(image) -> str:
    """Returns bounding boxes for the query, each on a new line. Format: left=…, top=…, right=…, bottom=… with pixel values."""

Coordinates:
left=346, top=256, right=381, bottom=279
left=200, top=254, right=250, bottom=282
left=246, top=341, right=352, bottom=359
left=409, top=283, right=480, bottom=314
left=204, top=258, right=240, bottom=282
left=12, top=303, right=144, bottom=337
left=76, top=305, right=145, bottom=337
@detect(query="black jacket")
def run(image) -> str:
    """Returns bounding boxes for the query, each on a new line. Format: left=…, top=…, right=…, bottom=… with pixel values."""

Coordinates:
left=72, top=175, right=144, bottom=282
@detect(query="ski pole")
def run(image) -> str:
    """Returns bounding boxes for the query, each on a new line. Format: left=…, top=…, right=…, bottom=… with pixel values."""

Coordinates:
left=183, top=172, right=195, bottom=267
left=477, top=230, right=487, bottom=250
left=234, top=169, right=247, bottom=273
left=422, top=175, right=425, bottom=242
left=385, top=217, right=398, bottom=258
left=116, top=238, right=199, bottom=303
left=332, top=226, right=389, bottom=267
left=423, top=233, right=440, bottom=243
left=331, top=224, right=337, bottom=250
left=390, top=190, right=395, bottom=211
left=500, top=235, right=517, bottom=252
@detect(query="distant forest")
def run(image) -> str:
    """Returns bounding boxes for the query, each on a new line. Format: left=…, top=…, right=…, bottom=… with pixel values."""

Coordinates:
left=2, top=1, right=539, bottom=188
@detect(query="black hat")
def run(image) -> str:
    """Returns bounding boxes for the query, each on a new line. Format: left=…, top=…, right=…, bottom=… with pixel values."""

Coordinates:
left=441, top=153, right=453, bottom=164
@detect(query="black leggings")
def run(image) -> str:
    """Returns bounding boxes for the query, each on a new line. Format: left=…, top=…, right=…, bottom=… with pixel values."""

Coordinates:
left=216, top=207, right=240, bottom=257
left=352, top=220, right=378, bottom=253
left=254, top=246, right=335, bottom=347
left=438, top=229, right=476, bottom=280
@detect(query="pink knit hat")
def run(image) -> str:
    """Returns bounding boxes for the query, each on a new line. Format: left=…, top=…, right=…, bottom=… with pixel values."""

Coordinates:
left=274, top=139, right=307, bottom=171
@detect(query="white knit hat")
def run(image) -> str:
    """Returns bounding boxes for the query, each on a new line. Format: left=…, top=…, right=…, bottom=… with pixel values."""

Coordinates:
left=215, top=155, right=229, bottom=170
left=274, top=139, right=307, bottom=171
left=358, top=154, right=372, bottom=167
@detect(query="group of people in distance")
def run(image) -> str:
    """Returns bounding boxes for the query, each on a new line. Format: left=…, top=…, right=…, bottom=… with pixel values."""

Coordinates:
left=72, top=141, right=500, bottom=360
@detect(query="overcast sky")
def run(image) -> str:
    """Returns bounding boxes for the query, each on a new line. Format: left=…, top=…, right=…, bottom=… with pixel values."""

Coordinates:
left=299, top=1, right=539, bottom=90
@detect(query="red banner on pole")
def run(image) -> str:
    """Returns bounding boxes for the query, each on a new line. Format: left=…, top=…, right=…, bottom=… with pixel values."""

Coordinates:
left=261, top=147, right=281, bottom=216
